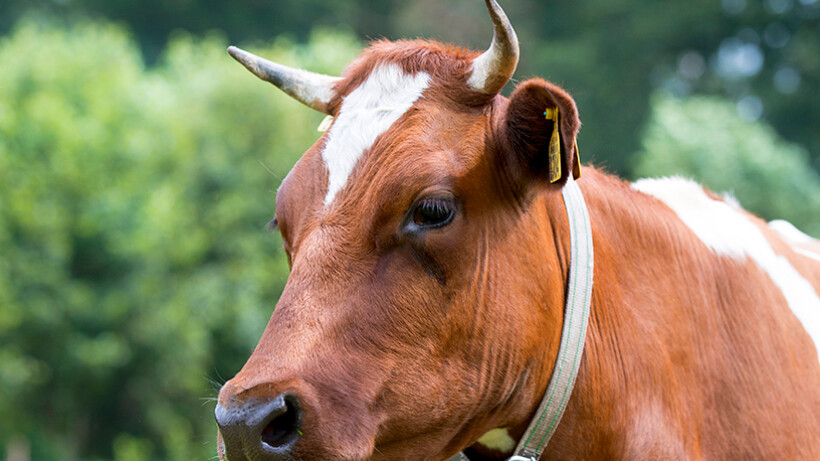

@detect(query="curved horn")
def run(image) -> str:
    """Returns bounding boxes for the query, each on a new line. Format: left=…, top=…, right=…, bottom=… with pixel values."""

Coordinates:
left=467, top=0, right=520, bottom=94
left=227, top=46, right=341, bottom=114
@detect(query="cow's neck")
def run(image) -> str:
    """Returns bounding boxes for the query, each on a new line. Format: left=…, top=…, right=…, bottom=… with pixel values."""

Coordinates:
left=525, top=169, right=727, bottom=459
left=464, top=175, right=595, bottom=461
left=468, top=169, right=675, bottom=460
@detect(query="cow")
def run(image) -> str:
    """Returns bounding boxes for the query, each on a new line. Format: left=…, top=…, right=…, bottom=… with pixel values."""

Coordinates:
left=215, top=1, right=820, bottom=459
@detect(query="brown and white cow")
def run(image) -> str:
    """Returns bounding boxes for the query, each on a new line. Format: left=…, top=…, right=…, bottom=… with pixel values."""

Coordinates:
left=215, top=1, right=820, bottom=459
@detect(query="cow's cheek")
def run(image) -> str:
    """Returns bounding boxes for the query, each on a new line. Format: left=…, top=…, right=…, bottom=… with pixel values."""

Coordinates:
left=366, top=358, right=474, bottom=452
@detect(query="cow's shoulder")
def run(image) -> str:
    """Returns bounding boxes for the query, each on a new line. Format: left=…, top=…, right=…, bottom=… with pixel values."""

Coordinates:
left=630, top=176, right=820, bottom=360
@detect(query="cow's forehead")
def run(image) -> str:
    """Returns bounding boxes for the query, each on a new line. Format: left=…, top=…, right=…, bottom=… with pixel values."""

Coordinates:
left=307, top=41, right=488, bottom=209
left=321, top=63, right=431, bottom=206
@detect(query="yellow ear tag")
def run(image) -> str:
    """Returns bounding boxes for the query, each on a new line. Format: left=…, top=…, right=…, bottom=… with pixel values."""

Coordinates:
left=544, top=107, right=561, bottom=183
left=317, top=115, right=334, bottom=132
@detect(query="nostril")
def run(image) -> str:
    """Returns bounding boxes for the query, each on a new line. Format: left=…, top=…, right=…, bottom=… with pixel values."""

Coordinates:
left=216, top=393, right=303, bottom=459
left=261, top=394, right=302, bottom=449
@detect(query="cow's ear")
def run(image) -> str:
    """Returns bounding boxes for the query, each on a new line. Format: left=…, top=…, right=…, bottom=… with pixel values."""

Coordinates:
left=501, top=78, right=581, bottom=186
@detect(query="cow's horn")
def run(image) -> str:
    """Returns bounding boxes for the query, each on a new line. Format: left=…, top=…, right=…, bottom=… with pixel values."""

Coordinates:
left=227, top=46, right=341, bottom=114
left=468, top=0, right=520, bottom=94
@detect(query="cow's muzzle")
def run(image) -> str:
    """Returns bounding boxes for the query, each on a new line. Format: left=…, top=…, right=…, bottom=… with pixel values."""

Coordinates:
left=215, top=393, right=302, bottom=461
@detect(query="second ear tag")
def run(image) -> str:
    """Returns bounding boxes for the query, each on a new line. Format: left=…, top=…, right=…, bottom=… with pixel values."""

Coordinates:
left=544, top=107, right=561, bottom=183
left=317, top=115, right=334, bottom=132
left=573, top=142, right=582, bottom=179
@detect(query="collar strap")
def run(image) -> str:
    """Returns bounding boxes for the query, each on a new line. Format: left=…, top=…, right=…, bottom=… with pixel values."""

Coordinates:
left=510, top=175, right=594, bottom=460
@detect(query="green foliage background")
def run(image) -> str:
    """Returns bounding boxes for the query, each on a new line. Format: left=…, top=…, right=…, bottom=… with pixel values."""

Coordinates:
left=634, top=94, right=820, bottom=236
left=0, top=20, right=359, bottom=460
left=0, top=1, right=818, bottom=460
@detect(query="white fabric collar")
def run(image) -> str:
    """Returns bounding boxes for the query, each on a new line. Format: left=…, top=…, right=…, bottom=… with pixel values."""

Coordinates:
left=509, top=175, right=594, bottom=459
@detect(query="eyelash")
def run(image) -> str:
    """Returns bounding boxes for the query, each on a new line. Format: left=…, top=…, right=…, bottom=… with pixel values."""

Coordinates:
left=411, top=197, right=456, bottom=229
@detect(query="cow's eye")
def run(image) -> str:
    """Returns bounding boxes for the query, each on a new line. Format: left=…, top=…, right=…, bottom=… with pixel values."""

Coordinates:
left=412, top=197, right=455, bottom=228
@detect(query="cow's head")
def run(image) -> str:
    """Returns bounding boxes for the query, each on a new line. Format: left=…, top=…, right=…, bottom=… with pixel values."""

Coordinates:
left=216, top=1, right=581, bottom=459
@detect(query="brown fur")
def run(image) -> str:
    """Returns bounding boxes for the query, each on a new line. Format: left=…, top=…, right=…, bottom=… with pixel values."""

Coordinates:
left=218, top=38, right=820, bottom=461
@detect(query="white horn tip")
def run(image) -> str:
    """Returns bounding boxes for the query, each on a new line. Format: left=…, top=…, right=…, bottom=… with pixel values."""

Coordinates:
left=469, top=0, right=519, bottom=94
left=227, top=46, right=250, bottom=65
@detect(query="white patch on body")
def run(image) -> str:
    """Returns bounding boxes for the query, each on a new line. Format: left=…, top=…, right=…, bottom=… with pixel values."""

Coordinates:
left=769, top=219, right=820, bottom=262
left=632, top=177, right=820, bottom=360
left=476, top=428, right=516, bottom=453
left=321, top=64, right=429, bottom=205
left=794, top=248, right=820, bottom=263
left=719, top=190, right=743, bottom=210
left=769, top=219, right=816, bottom=244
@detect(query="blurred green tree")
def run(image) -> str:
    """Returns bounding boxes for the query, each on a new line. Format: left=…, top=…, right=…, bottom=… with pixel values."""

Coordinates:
left=633, top=93, right=820, bottom=237
left=0, top=19, right=359, bottom=460
left=1, top=0, right=818, bottom=175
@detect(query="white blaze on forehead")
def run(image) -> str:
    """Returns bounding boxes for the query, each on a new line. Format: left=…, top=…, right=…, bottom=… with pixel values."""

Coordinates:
left=321, top=64, right=430, bottom=205
left=632, top=177, right=820, bottom=361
